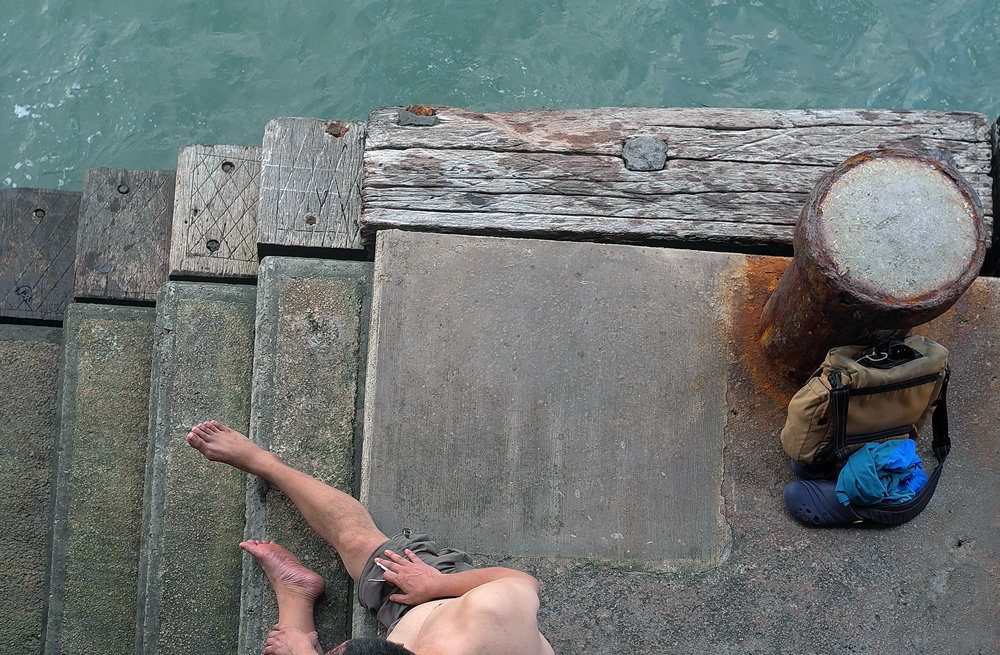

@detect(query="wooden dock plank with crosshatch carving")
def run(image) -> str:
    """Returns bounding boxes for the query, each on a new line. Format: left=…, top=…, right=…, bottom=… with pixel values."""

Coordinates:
left=257, top=118, right=365, bottom=251
left=169, top=145, right=261, bottom=279
left=0, top=188, right=80, bottom=321
left=74, top=168, right=176, bottom=302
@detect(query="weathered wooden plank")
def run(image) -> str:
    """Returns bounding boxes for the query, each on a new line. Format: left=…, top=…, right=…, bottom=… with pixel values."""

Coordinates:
left=365, top=107, right=989, bottom=165
left=0, top=188, right=80, bottom=320
left=366, top=187, right=807, bottom=222
left=361, top=106, right=993, bottom=247
left=366, top=148, right=829, bottom=194
left=169, top=145, right=261, bottom=279
left=74, top=168, right=175, bottom=302
left=362, top=208, right=794, bottom=245
left=258, top=117, right=365, bottom=250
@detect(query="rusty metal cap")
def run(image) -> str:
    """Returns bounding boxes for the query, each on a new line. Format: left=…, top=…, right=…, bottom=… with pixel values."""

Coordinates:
left=797, top=149, right=985, bottom=309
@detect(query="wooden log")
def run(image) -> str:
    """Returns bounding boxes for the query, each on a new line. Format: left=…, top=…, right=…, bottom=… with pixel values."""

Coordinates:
left=361, top=107, right=994, bottom=247
left=988, top=115, right=1000, bottom=275
left=367, top=107, right=991, bottom=173
left=257, top=118, right=365, bottom=250
left=760, top=150, right=985, bottom=380
left=74, top=168, right=176, bottom=302
left=363, top=208, right=794, bottom=245
left=0, top=188, right=80, bottom=321
left=169, top=145, right=262, bottom=279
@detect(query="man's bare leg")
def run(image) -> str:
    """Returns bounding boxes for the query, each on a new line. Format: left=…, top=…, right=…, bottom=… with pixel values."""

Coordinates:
left=186, top=421, right=388, bottom=580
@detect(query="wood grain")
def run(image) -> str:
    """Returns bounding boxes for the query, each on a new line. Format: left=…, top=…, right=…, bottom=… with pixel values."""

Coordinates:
left=361, top=106, right=993, bottom=247
left=75, top=168, right=175, bottom=301
left=258, top=117, right=365, bottom=250
left=0, top=188, right=80, bottom=320
left=169, top=145, right=262, bottom=279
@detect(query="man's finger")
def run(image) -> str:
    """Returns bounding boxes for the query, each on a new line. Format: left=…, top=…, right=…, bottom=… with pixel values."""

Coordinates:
left=403, top=548, right=420, bottom=562
left=383, top=549, right=408, bottom=563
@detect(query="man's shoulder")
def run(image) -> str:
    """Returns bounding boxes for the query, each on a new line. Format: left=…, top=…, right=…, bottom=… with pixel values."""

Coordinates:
left=454, top=577, right=541, bottom=618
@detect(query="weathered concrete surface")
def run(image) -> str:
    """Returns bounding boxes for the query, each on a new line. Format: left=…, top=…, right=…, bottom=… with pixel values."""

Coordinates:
left=241, top=257, right=372, bottom=654
left=0, top=325, right=60, bottom=655
left=363, top=230, right=731, bottom=572
left=361, top=232, right=999, bottom=653
left=44, top=304, right=155, bottom=655
left=138, top=282, right=255, bottom=655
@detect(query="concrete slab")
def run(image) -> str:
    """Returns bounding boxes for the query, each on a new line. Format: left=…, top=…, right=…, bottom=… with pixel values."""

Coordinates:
left=44, top=304, right=155, bottom=655
left=138, top=282, right=255, bottom=655
left=0, top=325, right=61, bottom=655
left=361, top=233, right=1000, bottom=652
left=363, top=230, right=732, bottom=571
left=241, top=257, right=372, bottom=653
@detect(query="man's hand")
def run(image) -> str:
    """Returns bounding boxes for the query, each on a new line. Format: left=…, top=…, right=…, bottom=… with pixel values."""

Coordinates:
left=376, top=548, right=446, bottom=605
left=263, top=623, right=322, bottom=655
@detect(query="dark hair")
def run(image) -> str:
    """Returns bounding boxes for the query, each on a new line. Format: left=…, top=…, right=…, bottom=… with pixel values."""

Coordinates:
left=341, top=638, right=417, bottom=655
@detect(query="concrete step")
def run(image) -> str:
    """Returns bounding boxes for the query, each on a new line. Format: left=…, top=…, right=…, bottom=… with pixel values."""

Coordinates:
left=43, top=304, right=156, bottom=655
left=239, top=255, right=372, bottom=654
left=360, top=229, right=1000, bottom=653
left=0, top=324, right=62, bottom=655
left=138, top=281, right=256, bottom=655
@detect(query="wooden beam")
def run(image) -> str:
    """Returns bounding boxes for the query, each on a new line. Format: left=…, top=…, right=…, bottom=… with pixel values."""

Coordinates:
left=74, top=168, right=175, bottom=302
left=169, top=145, right=261, bottom=279
left=0, top=188, right=80, bottom=320
left=361, top=107, right=994, bottom=247
left=258, top=118, right=365, bottom=250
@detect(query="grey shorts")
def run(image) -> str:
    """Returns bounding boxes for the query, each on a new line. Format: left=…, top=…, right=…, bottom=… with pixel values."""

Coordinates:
left=357, top=532, right=475, bottom=631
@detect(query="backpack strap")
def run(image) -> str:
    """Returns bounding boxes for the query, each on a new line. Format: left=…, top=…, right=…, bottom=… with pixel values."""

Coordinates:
left=852, top=368, right=951, bottom=525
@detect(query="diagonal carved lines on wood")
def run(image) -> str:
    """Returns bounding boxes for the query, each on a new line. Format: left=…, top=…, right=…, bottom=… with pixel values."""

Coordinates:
left=361, top=106, right=994, bottom=247
left=76, top=168, right=175, bottom=301
left=258, top=118, right=365, bottom=250
left=170, top=145, right=262, bottom=279
left=0, top=188, right=80, bottom=320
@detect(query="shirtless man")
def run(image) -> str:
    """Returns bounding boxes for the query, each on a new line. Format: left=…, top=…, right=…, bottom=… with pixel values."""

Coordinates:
left=186, top=420, right=554, bottom=655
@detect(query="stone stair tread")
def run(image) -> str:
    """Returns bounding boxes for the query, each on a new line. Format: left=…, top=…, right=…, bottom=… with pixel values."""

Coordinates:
left=0, top=325, right=61, bottom=655
left=138, top=281, right=256, bottom=655
left=44, top=304, right=156, bottom=655
left=239, top=255, right=372, bottom=653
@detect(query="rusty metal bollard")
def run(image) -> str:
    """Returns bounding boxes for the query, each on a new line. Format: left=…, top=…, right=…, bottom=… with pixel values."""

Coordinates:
left=760, top=149, right=985, bottom=380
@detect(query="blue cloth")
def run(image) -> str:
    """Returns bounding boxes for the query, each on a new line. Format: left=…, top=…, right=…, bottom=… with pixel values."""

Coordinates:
left=835, top=439, right=927, bottom=506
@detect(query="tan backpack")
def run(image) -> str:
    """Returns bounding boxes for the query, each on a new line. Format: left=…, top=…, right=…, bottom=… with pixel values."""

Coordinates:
left=781, top=335, right=949, bottom=466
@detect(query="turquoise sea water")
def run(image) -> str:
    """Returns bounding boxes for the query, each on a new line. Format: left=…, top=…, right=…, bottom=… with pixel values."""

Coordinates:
left=3, top=0, right=998, bottom=191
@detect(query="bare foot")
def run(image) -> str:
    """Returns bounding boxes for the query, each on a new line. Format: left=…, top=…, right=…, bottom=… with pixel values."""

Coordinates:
left=240, top=540, right=326, bottom=603
left=186, top=420, right=278, bottom=476
left=264, top=623, right=323, bottom=655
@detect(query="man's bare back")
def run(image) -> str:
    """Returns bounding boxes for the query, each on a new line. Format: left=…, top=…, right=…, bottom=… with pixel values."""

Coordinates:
left=373, top=548, right=554, bottom=655
left=185, top=420, right=553, bottom=655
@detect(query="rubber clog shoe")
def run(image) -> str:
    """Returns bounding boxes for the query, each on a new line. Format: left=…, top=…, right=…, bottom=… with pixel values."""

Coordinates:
left=783, top=479, right=865, bottom=527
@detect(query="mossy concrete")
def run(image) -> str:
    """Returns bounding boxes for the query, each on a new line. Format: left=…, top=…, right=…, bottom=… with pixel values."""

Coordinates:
left=0, top=325, right=61, bottom=655
left=138, top=282, right=255, bottom=655
left=44, top=304, right=155, bottom=655
left=241, top=256, right=372, bottom=654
